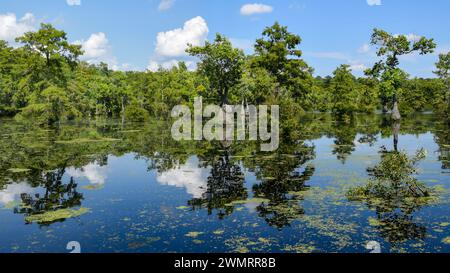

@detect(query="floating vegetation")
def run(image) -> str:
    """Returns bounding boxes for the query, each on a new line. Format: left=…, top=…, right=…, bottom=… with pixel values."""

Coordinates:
left=25, top=207, right=90, bottom=224
left=213, top=230, right=224, bottom=235
left=282, top=244, right=316, bottom=253
left=442, top=237, right=450, bottom=244
left=7, top=168, right=31, bottom=173
left=368, top=217, right=382, bottom=227
left=224, top=236, right=276, bottom=253
left=128, top=237, right=161, bottom=249
left=119, top=130, right=142, bottom=133
left=185, top=231, right=204, bottom=238
left=82, top=184, right=104, bottom=190
left=224, top=198, right=270, bottom=207
left=55, top=137, right=120, bottom=144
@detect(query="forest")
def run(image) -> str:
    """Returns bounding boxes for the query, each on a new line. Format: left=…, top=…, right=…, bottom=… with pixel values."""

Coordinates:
left=0, top=22, right=449, bottom=126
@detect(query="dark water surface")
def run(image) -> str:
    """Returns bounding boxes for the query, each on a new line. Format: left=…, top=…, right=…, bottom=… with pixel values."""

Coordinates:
left=0, top=114, right=449, bottom=253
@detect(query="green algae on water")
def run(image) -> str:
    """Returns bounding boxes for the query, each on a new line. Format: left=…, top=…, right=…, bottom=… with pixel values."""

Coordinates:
left=185, top=231, right=204, bottom=238
left=55, top=137, right=120, bottom=144
left=442, top=237, right=450, bottom=244
left=82, top=184, right=104, bottom=190
left=7, top=168, right=31, bottom=173
left=25, top=207, right=90, bottom=224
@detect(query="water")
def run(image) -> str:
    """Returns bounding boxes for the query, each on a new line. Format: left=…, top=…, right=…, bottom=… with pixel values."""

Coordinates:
left=0, top=114, right=449, bottom=253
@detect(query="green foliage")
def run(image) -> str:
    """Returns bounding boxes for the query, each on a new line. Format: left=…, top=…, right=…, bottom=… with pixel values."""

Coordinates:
left=433, top=52, right=450, bottom=119
left=0, top=23, right=446, bottom=125
left=125, top=101, right=150, bottom=122
left=233, top=65, right=277, bottom=104
left=187, top=34, right=245, bottom=105
left=252, top=22, right=313, bottom=102
left=16, top=86, right=80, bottom=124
left=365, top=28, right=436, bottom=118
left=330, top=65, right=358, bottom=119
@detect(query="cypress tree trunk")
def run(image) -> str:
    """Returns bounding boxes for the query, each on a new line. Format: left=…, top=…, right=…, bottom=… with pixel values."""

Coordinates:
left=393, top=121, right=400, bottom=152
left=391, top=94, right=401, bottom=121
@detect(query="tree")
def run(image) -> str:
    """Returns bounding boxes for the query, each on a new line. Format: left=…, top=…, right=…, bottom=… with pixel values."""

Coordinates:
left=252, top=22, right=313, bottom=101
left=16, top=23, right=83, bottom=84
left=329, top=65, right=358, bottom=119
left=365, top=28, right=436, bottom=120
left=17, top=86, right=75, bottom=124
left=434, top=52, right=450, bottom=117
left=187, top=34, right=244, bottom=105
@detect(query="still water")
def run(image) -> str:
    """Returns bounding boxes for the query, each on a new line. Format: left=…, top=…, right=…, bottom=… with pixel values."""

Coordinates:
left=0, top=114, right=449, bottom=253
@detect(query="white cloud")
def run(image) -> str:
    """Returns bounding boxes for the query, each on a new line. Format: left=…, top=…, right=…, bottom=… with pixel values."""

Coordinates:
left=230, top=38, right=254, bottom=53
left=0, top=13, right=36, bottom=43
left=367, top=0, right=381, bottom=6
left=349, top=63, right=367, bottom=71
left=405, top=33, right=422, bottom=42
left=76, top=32, right=131, bottom=70
left=148, top=16, right=208, bottom=71
left=148, top=59, right=195, bottom=72
left=67, top=0, right=81, bottom=6
left=156, top=157, right=209, bottom=198
left=0, top=182, right=35, bottom=206
left=240, top=3, right=273, bottom=16
left=155, top=16, right=208, bottom=57
left=158, top=0, right=175, bottom=11
left=77, top=32, right=110, bottom=59
left=67, top=162, right=108, bottom=185
left=358, top=43, right=370, bottom=54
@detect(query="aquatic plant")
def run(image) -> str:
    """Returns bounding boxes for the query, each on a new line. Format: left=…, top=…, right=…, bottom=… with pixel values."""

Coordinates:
left=25, top=207, right=90, bottom=224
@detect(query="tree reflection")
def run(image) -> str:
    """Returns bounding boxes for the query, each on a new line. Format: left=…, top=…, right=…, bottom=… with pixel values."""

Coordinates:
left=331, top=120, right=357, bottom=163
left=250, top=142, right=315, bottom=229
left=347, top=146, right=435, bottom=245
left=14, top=166, right=84, bottom=225
left=188, top=145, right=248, bottom=219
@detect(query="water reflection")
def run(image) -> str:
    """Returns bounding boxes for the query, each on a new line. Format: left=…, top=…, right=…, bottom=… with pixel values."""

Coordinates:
left=14, top=167, right=84, bottom=226
left=67, top=161, right=109, bottom=186
left=251, top=142, right=315, bottom=229
left=157, top=157, right=209, bottom=198
left=347, top=121, right=436, bottom=245
left=0, top=113, right=448, bottom=252
left=188, top=146, right=248, bottom=219
left=0, top=182, right=35, bottom=206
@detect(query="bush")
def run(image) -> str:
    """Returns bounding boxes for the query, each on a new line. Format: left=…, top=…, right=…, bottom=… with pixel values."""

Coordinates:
left=125, top=103, right=149, bottom=122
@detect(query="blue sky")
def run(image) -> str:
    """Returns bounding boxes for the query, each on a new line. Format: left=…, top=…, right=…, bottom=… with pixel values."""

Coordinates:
left=1, top=0, right=449, bottom=77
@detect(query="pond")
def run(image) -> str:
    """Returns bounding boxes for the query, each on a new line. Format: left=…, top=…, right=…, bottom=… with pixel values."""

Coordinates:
left=0, top=114, right=449, bottom=253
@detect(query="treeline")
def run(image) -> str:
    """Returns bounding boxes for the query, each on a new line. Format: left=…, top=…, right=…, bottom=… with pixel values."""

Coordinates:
left=0, top=23, right=449, bottom=125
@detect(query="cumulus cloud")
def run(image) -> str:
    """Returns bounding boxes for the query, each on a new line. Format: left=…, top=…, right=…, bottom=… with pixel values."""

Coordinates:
left=67, top=0, right=81, bottom=6
left=75, top=32, right=130, bottom=70
left=155, top=16, right=208, bottom=57
left=240, top=3, right=273, bottom=16
left=358, top=43, right=371, bottom=54
left=158, top=0, right=175, bottom=11
left=367, top=0, right=381, bottom=6
left=0, top=182, right=35, bottom=206
left=349, top=63, right=367, bottom=71
left=156, top=157, right=209, bottom=198
left=148, top=16, right=208, bottom=71
left=0, top=13, right=36, bottom=43
left=148, top=59, right=195, bottom=71
left=77, top=32, right=110, bottom=59
left=404, top=33, right=422, bottom=42
left=67, top=162, right=109, bottom=185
